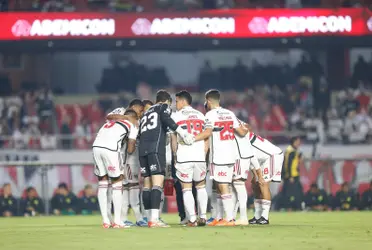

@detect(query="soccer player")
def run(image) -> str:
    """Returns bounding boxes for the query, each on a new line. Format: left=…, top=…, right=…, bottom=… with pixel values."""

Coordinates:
left=139, top=90, right=194, bottom=228
left=170, top=90, right=209, bottom=227
left=93, top=109, right=139, bottom=228
left=232, top=120, right=262, bottom=225
left=248, top=130, right=284, bottom=225
left=194, top=89, right=248, bottom=226
left=106, top=99, right=145, bottom=225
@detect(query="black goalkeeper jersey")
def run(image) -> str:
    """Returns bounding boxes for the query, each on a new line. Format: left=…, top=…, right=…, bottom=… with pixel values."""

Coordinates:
left=139, top=103, right=178, bottom=156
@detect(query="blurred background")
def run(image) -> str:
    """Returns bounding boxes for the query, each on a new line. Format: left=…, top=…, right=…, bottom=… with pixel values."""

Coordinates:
left=0, top=0, right=372, bottom=216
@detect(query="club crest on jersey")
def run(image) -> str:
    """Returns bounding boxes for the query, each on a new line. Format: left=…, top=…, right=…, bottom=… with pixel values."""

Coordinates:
left=164, top=107, right=171, bottom=115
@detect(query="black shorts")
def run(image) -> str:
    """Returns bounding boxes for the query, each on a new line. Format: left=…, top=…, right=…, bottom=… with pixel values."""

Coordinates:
left=139, top=153, right=166, bottom=178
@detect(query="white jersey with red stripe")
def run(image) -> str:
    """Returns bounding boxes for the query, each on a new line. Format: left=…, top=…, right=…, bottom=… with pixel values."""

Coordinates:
left=249, top=132, right=282, bottom=157
left=171, top=106, right=206, bottom=163
left=93, top=120, right=132, bottom=152
left=234, top=120, right=254, bottom=159
left=205, top=107, right=240, bottom=165
left=123, top=126, right=140, bottom=165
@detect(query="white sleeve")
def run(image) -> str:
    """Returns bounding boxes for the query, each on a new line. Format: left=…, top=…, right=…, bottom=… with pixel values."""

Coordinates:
left=128, top=125, right=139, bottom=140
left=232, top=113, right=241, bottom=129
left=250, top=154, right=261, bottom=170
left=205, top=111, right=213, bottom=129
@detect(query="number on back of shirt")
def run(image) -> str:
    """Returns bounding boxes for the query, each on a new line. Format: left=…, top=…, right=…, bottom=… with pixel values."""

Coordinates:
left=140, top=112, right=158, bottom=133
left=178, top=119, right=204, bottom=136
left=215, top=121, right=234, bottom=141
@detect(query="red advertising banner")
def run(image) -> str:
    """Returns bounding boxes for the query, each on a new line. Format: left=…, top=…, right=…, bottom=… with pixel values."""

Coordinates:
left=0, top=9, right=371, bottom=41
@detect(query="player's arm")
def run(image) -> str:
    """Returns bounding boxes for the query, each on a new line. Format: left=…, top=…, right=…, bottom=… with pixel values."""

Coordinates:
left=204, top=138, right=209, bottom=156
left=250, top=155, right=264, bottom=185
left=170, top=133, right=178, bottom=160
left=127, top=125, right=139, bottom=154
left=234, top=117, right=249, bottom=137
left=159, top=104, right=189, bottom=138
left=195, top=113, right=213, bottom=142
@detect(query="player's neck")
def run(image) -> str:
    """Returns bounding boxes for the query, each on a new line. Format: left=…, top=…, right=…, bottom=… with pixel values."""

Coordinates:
left=210, top=105, right=220, bottom=110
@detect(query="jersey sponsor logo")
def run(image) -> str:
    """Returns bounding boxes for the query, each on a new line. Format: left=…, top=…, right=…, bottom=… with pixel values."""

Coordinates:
left=218, top=171, right=227, bottom=177
left=140, top=167, right=146, bottom=173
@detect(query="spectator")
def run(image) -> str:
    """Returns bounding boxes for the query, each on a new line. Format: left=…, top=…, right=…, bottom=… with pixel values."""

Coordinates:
left=78, top=184, right=99, bottom=215
left=343, top=109, right=372, bottom=144
left=326, top=108, right=344, bottom=143
left=12, top=125, right=28, bottom=149
left=282, top=136, right=303, bottom=211
left=303, top=111, right=324, bottom=143
left=42, top=0, right=75, bottom=12
left=333, top=182, right=359, bottom=211
left=109, top=0, right=144, bottom=12
left=74, top=118, right=91, bottom=148
left=60, top=116, right=72, bottom=149
left=0, top=117, right=9, bottom=148
left=341, top=90, right=360, bottom=117
left=361, top=181, right=372, bottom=210
left=21, top=187, right=44, bottom=216
left=40, top=130, right=57, bottom=150
left=37, top=87, right=54, bottom=123
left=304, top=183, right=329, bottom=211
left=0, top=183, right=18, bottom=217
left=51, top=183, right=78, bottom=215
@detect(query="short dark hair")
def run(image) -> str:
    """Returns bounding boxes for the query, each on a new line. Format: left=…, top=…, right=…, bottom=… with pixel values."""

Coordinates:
left=290, top=136, right=301, bottom=145
left=156, top=90, right=172, bottom=103
left=26, top=187, right=35, bottom=193
left=58, top=183, right=68, bottom=190
left=176, top=90, right=192, bottom=105
left=142, top=100, right=154, bottom=107
left=128, top=99, right=144, bottom=108
left=124, top=109, right=138, bottom=119
left=205, top=89, right=220, bottom=101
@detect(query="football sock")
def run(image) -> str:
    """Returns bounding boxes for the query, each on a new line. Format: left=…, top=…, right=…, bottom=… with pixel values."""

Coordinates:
left=98, top=180, right=110, bottom=224
left=150, top=185, right=162, bottom=222
left=129, top=185, right=143, bottom=222
left=210, top=190, right=217, bottom=218
left=234, top=181, right=248, bottom=220
left=121, top=187, right=129, bottom=222
left=196, top=186, right=208, bottom=219
left=231, top=187, right=238, bottom=219
left=159, top=190, right=164, bottom=218
left=111, top=181, right=123, bottom=225
left=216, top=194, right=223, bottom=220
left=261, top=199, right=271, bottom=220
left=183, top=188, right=196, bottom=222
left=142, top=187, right=151, bottom=219
left=221, top=193, right=234, bottom=222
left=107, top=183, right=113, bottom=222
left=254, top=199, right=263, bottom=219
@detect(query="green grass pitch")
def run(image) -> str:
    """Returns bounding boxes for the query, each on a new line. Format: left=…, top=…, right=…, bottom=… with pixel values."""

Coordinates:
left=1, top=212, right=371, bottom=250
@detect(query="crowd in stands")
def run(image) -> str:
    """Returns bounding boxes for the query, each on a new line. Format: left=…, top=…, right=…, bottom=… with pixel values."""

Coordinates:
left=0, top=0, right=371, bottom=12
left=0, top=182, right=99, bottom=217
left=1, top=180, right=372, bottom=216
left=1, top=52, right=372, bottom=149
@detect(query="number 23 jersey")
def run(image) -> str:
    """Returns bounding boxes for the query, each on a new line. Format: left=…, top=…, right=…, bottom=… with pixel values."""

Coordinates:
left=139, top=103, right=179, bottom=157
left=205, top=107, right=240, bottom=165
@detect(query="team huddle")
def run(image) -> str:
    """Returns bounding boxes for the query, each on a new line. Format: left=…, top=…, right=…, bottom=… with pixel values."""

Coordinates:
left=92, top=89, right=284, bottom=228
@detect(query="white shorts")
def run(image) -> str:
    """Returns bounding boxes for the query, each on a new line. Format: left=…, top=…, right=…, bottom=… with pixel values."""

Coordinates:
left=175, top=162, right=207, bottom=183
left=93, top=147, right=124, bottom=178
left=209, top=163, right=234, bottom=183
left=233, top=158, right=251, bottom=180
left=260, top=153, right=284, bottom=182
left=124, top=163, right=140, bottom=183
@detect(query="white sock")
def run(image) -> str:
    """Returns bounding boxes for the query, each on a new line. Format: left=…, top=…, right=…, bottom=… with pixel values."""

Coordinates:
left=196, top=186, right=208, bottom=219
left=107, top=183, right=113, bottom=222
left=234, top=182, right=248, bottom=220
left=254, top=199, right=263, bottom=219
left=221, top=193, right=234, bottom=221
left=159, top=191, right=164, bottom=218
left=183, top=188, right=196, bottom=222
left=210, top=190, right=217, bottom=218
left=150, top=209, right=159, bottom=222
left=111, top=181, right=123, bottom=225
left=129, top=186, right=143, bottom=222
left=231, top=187, right=238, bottom=219
left=121, top=187, right=129, bottom=222
left=261, top=199, right=271, bottom=220
left=98, top=180, right=110, bottom=224
left=216, top=194, right=223, bottom=220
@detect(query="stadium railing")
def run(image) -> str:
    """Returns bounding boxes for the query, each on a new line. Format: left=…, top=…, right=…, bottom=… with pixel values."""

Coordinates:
left=0, top=157, right=371, bottom=216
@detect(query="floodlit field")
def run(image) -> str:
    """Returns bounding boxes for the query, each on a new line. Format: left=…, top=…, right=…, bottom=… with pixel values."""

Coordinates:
left=1, top=212, right=371, bottom=250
